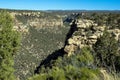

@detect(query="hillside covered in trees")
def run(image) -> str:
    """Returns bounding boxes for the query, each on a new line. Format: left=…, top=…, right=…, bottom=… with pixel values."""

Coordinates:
left=0, top=9, right=120, bottom=80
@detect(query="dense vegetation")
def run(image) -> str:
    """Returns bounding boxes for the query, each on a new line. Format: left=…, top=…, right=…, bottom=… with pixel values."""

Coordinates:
left=93, top=30, right=119, bottom=72
left=28, top=47, right=100, bottom=80
left=0, top=11, right=21, bottom=80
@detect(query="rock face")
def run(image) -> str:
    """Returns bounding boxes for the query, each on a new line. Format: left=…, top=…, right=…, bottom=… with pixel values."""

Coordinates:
left=10, top=11, right=63, bottom=33
left=64, top=18, right=120, bottom=56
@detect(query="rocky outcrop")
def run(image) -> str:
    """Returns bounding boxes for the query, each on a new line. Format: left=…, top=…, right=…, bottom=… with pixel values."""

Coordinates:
left=108, top=29, right=120, bottom=40
left=28, top=18, right=63, bottom=29
left=12, top=19, right=29, bottom=34
left=10, top=12, right=41, bottom=17
left=64, top=18, right=120, bottom=56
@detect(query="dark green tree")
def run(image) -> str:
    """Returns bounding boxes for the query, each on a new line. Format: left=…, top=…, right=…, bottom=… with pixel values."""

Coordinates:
left=0, top=11, right=21, bottom=80
left=93, top=30, right=118, bottom=71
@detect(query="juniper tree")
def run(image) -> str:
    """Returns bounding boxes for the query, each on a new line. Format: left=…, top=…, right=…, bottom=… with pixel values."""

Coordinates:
left=0, top=11, right=21, bottom=80
left=93, top=30, right=118, bottom=71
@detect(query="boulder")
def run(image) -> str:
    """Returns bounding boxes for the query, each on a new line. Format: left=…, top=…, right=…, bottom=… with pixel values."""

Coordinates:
left=64, top=44, right=78, bottom=56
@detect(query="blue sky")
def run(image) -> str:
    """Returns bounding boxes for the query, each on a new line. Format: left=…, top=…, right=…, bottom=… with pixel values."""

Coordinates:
left=0, top=0, right=120, bottom=10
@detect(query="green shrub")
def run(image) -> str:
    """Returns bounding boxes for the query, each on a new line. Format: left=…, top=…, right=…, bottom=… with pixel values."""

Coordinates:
left=28, top=47, right=100, bottom=80
left=29, top=66, right=100, bottom=80
left=77, top=47, right=94, bottom=66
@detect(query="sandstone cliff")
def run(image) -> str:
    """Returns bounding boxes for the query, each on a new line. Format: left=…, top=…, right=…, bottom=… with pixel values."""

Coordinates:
left=64, top=18, right=120, bottom=56
left=10, top=11, right=64, bottom=34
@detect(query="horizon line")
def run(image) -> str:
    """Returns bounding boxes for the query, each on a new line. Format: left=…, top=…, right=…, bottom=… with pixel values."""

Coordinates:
left=0, top=8, right=120, bottom=11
